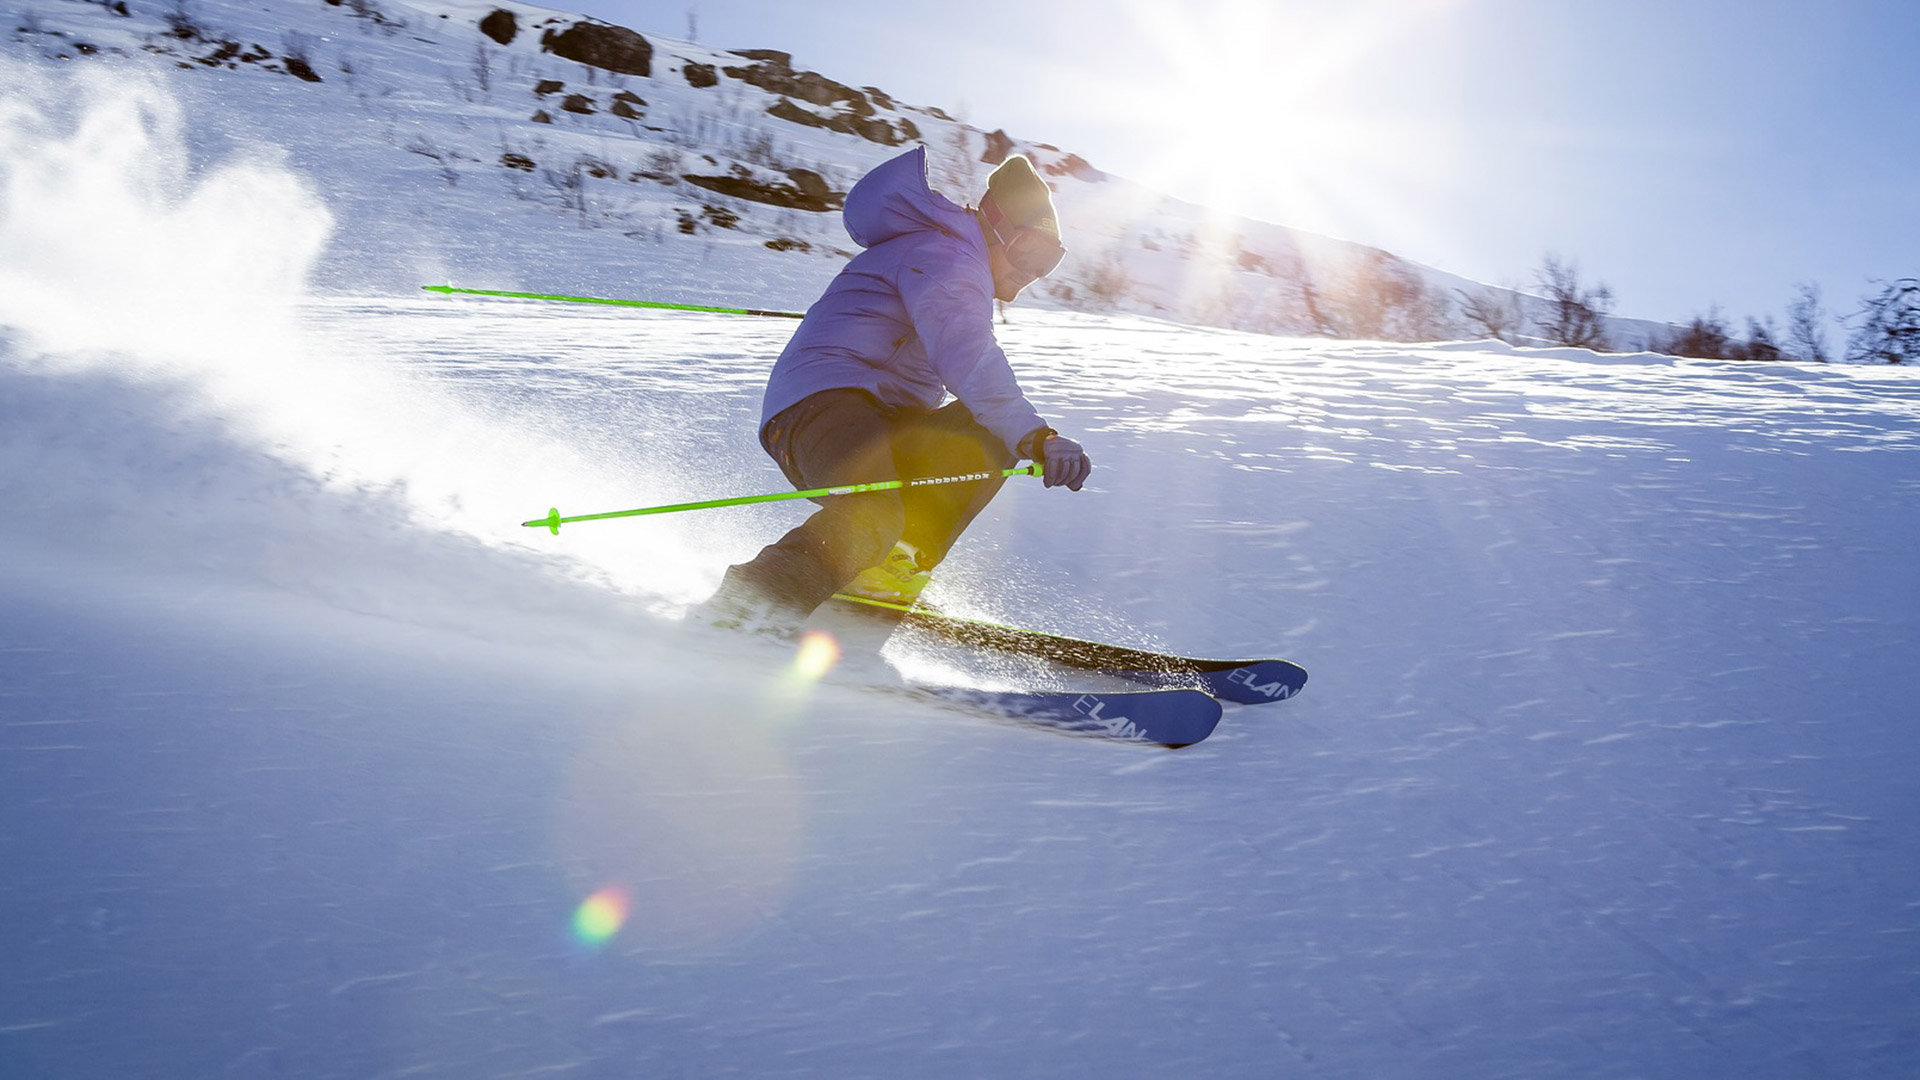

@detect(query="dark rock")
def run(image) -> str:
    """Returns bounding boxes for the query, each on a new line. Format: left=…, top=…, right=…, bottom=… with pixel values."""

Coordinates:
left=533, top=79, right=564, bottom=96
left=1041, top=153, right=1106, bottom=183
left=540, top=20, right=651, bottom=76
left=766, top=98, right=910, bottom=147
left=724, top=51, right=867, bottom=112
left=610, top=99, right=643, bottom=120
left=683, top=61, right=717, bottom=88
left=980, top=129, right=1014, bottom=165
left=285, top=55, right=321, bottom=82
left=681, top=166, right=845, bottom=212
left=766, top=98, right=831, bottom=131
left=785, top=168, right=832, bottom=206
left=478, top=8, right=516, bottom=45
left=765, top=237, right=812, bottom=252
left=531, top=110, right=553, bottom=124
left=561, top=93, right=595, bottom=114
left=500, top=152, right=536, bottom=171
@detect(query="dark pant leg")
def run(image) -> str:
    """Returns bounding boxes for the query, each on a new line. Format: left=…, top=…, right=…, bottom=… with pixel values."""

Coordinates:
left=890, top=400, right=1019, bottom=566
left=726, top=390, right=907, bottom=611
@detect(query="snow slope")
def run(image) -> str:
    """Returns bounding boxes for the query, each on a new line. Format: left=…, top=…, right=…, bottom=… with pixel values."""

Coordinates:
left=6, top=0, right=1669, bottom=345
left=6, top=19, right=1920, bottom=1080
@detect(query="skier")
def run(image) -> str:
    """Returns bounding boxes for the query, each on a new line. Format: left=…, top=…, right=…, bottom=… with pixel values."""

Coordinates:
left=697, top=144, right=1091, bottom=631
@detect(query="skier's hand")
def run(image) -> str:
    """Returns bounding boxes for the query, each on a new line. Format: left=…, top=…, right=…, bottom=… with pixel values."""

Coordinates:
left=1034, top=433, right=1091, bottom=491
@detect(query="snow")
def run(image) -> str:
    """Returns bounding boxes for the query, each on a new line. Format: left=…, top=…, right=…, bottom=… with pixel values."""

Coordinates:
left=5, top=0, right=1671, bottom=345
left=6, top=3, right=1920, bottom=1077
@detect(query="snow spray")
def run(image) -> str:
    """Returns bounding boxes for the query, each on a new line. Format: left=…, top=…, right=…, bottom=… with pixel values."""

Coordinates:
left=0, top=62, right=331, bottom=366
left=0, top=64, right=717, bottom=608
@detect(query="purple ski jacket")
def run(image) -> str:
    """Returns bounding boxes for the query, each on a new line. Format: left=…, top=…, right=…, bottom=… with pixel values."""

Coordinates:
left=759, top=146, right=1047, bottom=457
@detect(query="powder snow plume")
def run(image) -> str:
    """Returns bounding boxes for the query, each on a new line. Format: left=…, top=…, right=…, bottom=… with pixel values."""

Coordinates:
left=0, top=64, right=718, bottom=620
left=0, top=61, right=331, bottom=365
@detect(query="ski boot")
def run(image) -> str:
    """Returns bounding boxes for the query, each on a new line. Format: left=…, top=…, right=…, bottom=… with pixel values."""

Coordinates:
left=843, top=540, right=934, bottom=608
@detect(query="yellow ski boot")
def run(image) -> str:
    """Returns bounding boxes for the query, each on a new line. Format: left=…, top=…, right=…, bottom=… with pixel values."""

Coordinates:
left=844, top=540, right=933, bottom=607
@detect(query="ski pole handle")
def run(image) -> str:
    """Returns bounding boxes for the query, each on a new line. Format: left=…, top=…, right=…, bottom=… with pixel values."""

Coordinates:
left=524, top=464, right=1043, bottom=534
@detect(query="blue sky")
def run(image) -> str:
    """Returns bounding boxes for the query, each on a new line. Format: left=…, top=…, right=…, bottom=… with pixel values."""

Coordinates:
left=570, top=0, right=1916, bottom=333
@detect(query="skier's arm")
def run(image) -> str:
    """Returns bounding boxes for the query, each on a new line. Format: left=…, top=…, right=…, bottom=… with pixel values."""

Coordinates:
left=894, top=264, right=1047, bottom=457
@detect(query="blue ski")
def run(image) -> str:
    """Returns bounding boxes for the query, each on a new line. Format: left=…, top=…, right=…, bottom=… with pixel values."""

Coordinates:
left=918, top=684, right=1223, bottom=747
left=829, top=594, right=1308, bottom=705
left=1175, top=659, right=1309, bottom=705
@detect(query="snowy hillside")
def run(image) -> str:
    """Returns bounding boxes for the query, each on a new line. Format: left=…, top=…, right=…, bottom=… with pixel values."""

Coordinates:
left=8, top=0, right=1666, bottom=345
left=9, top=289, right=1920, bottom=1076
left=6, top=4, right=1920, bottom=1078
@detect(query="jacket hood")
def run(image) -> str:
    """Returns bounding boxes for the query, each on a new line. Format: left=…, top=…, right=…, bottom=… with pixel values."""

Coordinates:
left=843, top=146, right=977, bottom=249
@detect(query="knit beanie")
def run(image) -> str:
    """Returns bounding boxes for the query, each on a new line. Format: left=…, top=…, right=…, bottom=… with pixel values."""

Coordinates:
left=983, top=155, right=1058, bottom=236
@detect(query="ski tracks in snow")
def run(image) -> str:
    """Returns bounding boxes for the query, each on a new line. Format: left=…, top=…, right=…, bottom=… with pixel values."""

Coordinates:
left=5, top=303, right=1920, bottom=1077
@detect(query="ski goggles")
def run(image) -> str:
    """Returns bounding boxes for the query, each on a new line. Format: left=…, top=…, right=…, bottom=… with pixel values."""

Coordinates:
left=983, top=199, right=1067, bottom=281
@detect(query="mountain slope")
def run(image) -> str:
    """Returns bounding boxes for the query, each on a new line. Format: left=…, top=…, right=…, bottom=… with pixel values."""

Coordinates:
left=10, top=0, right=1664, bottom=345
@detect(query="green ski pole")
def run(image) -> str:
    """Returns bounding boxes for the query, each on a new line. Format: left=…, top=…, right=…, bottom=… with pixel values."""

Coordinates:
left=524, top=464, right=1043, bottom=535
left=423, top=283, right=804, bottom=319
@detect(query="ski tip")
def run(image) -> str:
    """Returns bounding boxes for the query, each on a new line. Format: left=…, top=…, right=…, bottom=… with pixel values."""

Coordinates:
left=1207, top=659, right=1309, bottom=705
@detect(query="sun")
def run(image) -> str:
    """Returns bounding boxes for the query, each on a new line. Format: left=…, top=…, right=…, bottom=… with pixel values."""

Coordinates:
left=1062, top=0, right=1472, bottom=252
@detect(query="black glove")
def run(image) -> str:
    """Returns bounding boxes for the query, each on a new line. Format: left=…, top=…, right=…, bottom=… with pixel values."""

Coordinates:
left=1022, top=428, right=1092, bottom=491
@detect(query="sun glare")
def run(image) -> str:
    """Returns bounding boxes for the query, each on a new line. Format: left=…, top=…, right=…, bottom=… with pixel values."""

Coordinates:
left=1072, top=0, right=1472, bottom=261
left=791, top=630, right=842, bottom=681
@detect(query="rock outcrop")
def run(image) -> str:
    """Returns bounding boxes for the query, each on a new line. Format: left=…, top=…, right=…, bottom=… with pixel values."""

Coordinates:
left=539, top=21, right=651, bottom=77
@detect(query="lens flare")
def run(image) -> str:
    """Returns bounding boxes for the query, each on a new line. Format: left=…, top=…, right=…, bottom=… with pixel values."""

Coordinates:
left=791, top=630, right=841, bottom=681
left=572, top=884, right=630, bottom=947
